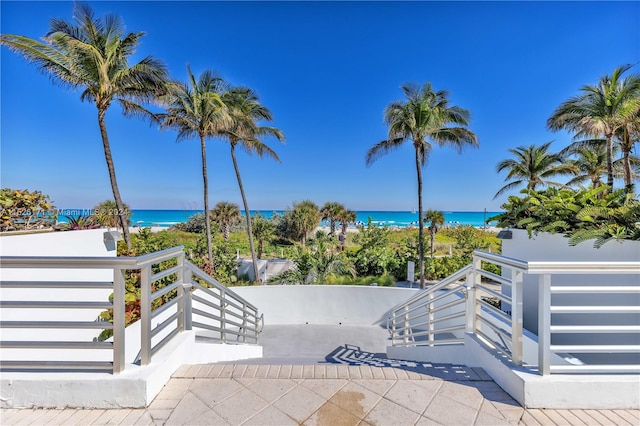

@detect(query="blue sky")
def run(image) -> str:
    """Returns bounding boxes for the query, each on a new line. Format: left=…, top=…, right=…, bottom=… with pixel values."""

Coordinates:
left=1, top=1, right=638, bottom=211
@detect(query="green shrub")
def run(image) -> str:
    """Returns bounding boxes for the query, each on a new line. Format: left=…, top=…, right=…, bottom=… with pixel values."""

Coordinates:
left=0, top=188, right=55, bottom=231
left=491, top=187, right=640, bottom=247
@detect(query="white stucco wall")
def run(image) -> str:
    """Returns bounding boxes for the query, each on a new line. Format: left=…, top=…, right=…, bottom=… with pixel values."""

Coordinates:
left=0, top=230, right=117, bottom=358
left=500, top=229, right=640, bottom=342
left=230, top=285, right=420, bottom=326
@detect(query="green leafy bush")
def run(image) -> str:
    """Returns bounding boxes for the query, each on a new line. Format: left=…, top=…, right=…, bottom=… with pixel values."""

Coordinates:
left=0, top=188, right=55, bottom=231
left=491, top=187, right=640, bottom=247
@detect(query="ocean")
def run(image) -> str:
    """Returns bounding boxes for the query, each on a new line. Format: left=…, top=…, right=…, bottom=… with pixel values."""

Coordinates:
left=117, top=210, right=501, bottom=228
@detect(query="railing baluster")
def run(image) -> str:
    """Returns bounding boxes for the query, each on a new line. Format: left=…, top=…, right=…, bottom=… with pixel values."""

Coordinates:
left=538, top=274, right=551, bottom=375
left=428, top=292, right=434, bottom=346
left=403, top=305, right=409, bottom=345
left=242, top=302, right=248, bottom=343
left=183, top=267, right=193, bottom=331
left=112, top=268, right=126, bottom=373
left=473, top=256, right=482, bottom=335
left=176, top=253, right=185, bottom=331
left=140, top=265, right=152, bottom=365
left=465, top=269, right=476, bottom=334
left=511, top=269, right=523, bottom=365
left=220, top=287, right=226, bottom=343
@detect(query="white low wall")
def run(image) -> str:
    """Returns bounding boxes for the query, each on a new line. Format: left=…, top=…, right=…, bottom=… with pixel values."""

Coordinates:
left=230, top=285, right=420, bottom=326
left=0, top=230, right=117, bottom=349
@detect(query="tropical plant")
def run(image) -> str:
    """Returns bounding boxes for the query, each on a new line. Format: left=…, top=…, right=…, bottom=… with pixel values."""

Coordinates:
left=563, top=142, right=609, bottom=189
left=336, top=208, right=357, bottom=235
left=616, top=113, right=640, bottom=189
left=270, top=232, right=355, bottom=284
left=494, top=142, right=575, bottom=198
left=320, top=201, right=346, bottom=234
left=548, top=65, right=640, bottom=191
left=0, top=188, right=55, bottom=231
left=490, top=186, right=640, bottom=247
left=365, top=82, right=478, bottom=288
left=286, top=200, right=320, bottom=247
left=424, top=209, right=445, bottom=257
left=159, top=66, right=231, bottom=263
left=93, top=200, right=131, bottom=229
left=1, top=4, right=169, bottom=248
left=64, top=215, right=100, bottom=230
left=217, top=87, right=285, bottom=282
left=252, top=213, right=275, bottom=259
left=170, top=212, right=217, bottom=234
left=349, top=219, right=401, bottom=277
left=211, top=201, right=241, bottom=241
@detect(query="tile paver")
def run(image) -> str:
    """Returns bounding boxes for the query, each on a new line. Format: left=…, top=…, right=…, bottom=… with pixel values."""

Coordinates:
left=299, top=378, right=347, bottom=400
left=2, top=363, right=639, bottom=426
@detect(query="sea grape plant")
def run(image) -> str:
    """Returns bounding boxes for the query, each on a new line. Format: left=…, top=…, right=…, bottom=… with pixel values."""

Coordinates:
left=490, top=186, right=640, bottom=247
left=0, top=188, right=55, bottom=231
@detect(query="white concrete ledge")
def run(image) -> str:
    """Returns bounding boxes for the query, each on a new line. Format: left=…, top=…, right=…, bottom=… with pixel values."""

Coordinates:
left=1, top=331, right=262, bottom=409
left=387, top=333, right=640, bottom=409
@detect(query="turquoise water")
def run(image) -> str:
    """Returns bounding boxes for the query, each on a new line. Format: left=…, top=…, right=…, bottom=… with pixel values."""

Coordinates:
left=119, top=210, right=500, bottom=228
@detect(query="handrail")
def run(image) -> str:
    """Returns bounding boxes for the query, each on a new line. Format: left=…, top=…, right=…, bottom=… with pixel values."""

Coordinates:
left=473, top=250, right=528, bottom=271
left=0, top=246, right=262, bottom=374
left=186, top=260, right=258, bottom=312
left=387, top=249, right=640, bottom=376
left=526, top=261, right=640, bottom=274
left=388, top=265, right=471, bottom=314
left=185, top=259, right=260, bottom=344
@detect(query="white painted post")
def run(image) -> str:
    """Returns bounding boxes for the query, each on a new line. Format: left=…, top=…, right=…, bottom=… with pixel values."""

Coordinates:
left=254, top=311, right=260, bottom=343
left=511, top=269, right=524, bottom=366
left=428, top=292, right=435, bottom=346
left=182, top=266, right=192, bottom=331
left=538, top=274, right=551, bottom=375
left=112, top=268, right=126, bottom=373
left=472, top=257, right=482, bottom=334
left=465, top=269, right=476, bottom=334
left=220, top=288, right=226, bottom=343
left=391, top=312, right=397, bottom=345
left=176, top=253, right=185, bottom=331
left=242, top=302, right=248, bottom=343
left=403, top=305, right=410, bottom=345
left=140, top=265, right=152, bottom=365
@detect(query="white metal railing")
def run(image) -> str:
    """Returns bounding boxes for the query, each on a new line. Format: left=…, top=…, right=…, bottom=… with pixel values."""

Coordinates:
left=388, top=265, right=471, bottom=346
left=531, top=260, right=640, bottom=375
left=388, top=250, right=640, bottom=375
left=186, top=260, right=262, bottom=344
left=0, top=247, right=262, bottom=374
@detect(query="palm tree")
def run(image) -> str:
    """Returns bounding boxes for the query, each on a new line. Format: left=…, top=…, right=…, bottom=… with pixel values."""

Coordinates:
left=494, top=142, right=575, bottom=198
left=337, top=209, right=357, bottom=235
left=424, top=209, right=445, bottom=258
left=252, top=213, right=275, bottom=259
left=211, top=201, right=240, bottom=241
left=160, top=66, right=230, bottom=262
left=1, top=4, right=168, bottom=248
left=320, top=202, right=346, bottom=234
left=548, top=65, right=640, bottom=191
left=566, top=145, right=608, bottom=189
left=366, top=82, right=478, bottom=288
left=93, top=200, right=131, bottom=229
left=616, top=113, right=640, bottom=189
left=216, top=87, right=284, bottom=283
left=290, top=200, right=320, bottom=248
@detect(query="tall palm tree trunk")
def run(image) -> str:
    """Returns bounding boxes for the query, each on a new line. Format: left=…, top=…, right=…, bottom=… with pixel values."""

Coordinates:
left=231, top=144, right=260, bottom=283
left=97, top=109, right=132, bottom=249
left=430, top=229, right=435, bottom=258
left=200, top=135, right=213, bottom=263
left=415, top=148, right=425, bottom=289
left=605, top=133, right=614, bottom=190
left=621, top=128, right=633, bottom=189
